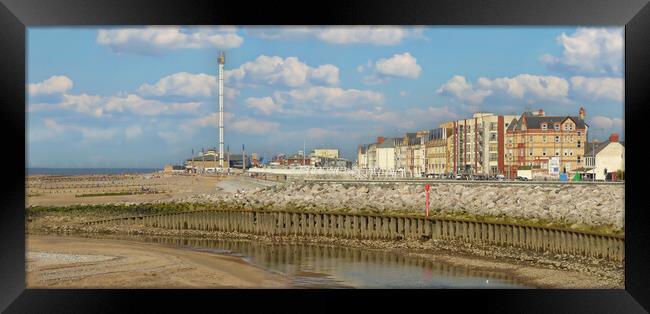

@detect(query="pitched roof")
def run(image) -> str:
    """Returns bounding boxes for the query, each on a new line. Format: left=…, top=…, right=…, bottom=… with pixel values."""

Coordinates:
left=377, top=137, right=401, bottom=148
left=508, top=113, right=587, bottom=132
left=585, top=140, right=625, bottom=155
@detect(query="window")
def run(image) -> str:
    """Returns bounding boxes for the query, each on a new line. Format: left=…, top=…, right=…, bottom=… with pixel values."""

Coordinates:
left=570, top=150, right=573, bottom=156
left=529, top=136, right=533, bottom=142
left=529, top=151, right=533, bottom=156
left=564, top=149, right=569, bottom=156
left=554, top=124, right=560, bottom=131
left=577, top=131, right=582, bottom=136
left=542, top=148, right=547, bottom=156
left=490, top=133, right=497, bottom=141
left=542, top=136, right=546, bottom=143
left=541, top=123, right=547, bottom=130
left=555, top=149, right=560, bottom=156
left=577, top=140, right=582, bottom=148
left=577, top=156, right=581, bottom=163
left=555, top=136, right=560, bottom=143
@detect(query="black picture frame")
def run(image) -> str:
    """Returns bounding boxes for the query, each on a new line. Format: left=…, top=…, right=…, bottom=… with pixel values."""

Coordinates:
left=2, top=0, right=649, bottom=312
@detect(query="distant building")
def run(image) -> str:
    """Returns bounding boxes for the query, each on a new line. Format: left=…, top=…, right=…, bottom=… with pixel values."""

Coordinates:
left=376, top=137, right=401, bottom=170
left=164, top=164, right=185, bottom=174
left=446, top=112, right=518, bottom=175
left=313, top=156, right=352, bottom=168
left=583, top=133, right=624, bottom=180
left=504, top=108, right=588, bottom=178
left=398, top=133, right=417, bottom=171
left=287, top=153, right=311, bottom=166
left=367, top=142, right=378, bottom=169
left=312, top=148, right=339, bottom=159
left=424, top=127, right=450, bottom=174
left=357, top=146, right=365, bottom=168
left=185, top=149, right=251, bottom=171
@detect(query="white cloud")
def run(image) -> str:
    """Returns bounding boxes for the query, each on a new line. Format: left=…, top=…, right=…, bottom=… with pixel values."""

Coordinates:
left=540, top=27, right=623, bottom=76
left=336, top=106, right=459, bottom=130
left=59, top=93, right=106, bottom=118
left=254, top=26, right=425, bottom=46
left=361, top=75, right=386, bottom=85
left=375, top=52, right=422, bottom=79
left=436, top=76, right=493, bottom=105
left=125, top=125, right=143, bottom=139
left=226, top=55, right=339, bottom=88
left=570, top=76, right=623, bottom=102
left=179, top=111, right=235, bottom=133
left=306, top=128, right=341, bottom=139
left=138, top=72, right=215, bottom=97
left=138, top=72, right=239, bottom=99
left=590, top=115, right=624, bottom=130
left=477, top=74, right=569, bottom=100
left=79, top=127, right=119, bottom=141
left=272, top=86, right=384, bottom=112
left=104, top=94, right=201, bottom=116
left=245, top=97, right=283, bottom=115
left=39, top=118, right=119, bottom=142
left=97, top=26, right=243, bottom=54
left=29, top=75, right=73, bottom=96
left=157, top=131, right=183, bottom=144
left=309, top=64, right=340, bottom=86
left=43, top=118, right=66, bottom=133
left=231, top=117, right=280, bottom=134
left=438, top=74, right=570, bottom=105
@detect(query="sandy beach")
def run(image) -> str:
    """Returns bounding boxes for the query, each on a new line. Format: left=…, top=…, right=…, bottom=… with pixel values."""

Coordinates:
left=26, top=235, right=288, bottom=288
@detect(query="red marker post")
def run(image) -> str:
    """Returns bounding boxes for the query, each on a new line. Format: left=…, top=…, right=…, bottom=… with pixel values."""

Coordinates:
left=424, top=184, right=430, bottom=217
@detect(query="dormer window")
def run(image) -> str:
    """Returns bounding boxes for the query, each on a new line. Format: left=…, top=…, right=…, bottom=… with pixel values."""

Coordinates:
left=554, top=124, right=560, bottom=131
left=541, top=123, right=547, bottom=131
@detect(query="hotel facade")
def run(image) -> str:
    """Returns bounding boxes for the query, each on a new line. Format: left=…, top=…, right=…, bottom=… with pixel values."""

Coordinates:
left=503, top=108, right=588, bottom=178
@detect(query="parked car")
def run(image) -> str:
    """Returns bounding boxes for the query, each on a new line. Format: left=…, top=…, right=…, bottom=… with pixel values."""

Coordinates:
left=496, top=174, right=505, bottom=181
left=515, top=176, right=529, bottom=181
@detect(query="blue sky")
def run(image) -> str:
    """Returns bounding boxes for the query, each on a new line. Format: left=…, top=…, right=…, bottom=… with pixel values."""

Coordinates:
left=27, top=26, right=624, bottom=168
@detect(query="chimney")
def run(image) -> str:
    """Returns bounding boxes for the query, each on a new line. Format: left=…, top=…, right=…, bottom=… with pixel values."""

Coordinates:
left=609, top=133, right=619, bottom=142
left=579, top=107, right=585, bottom=120
left=377, top=136, right=385, bottom=144
left=537, top=109, right=545, bottom=117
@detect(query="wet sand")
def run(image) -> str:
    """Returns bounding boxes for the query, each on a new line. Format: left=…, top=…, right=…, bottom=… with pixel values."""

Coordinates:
left=26, top=174, right=226, bottom=207
left=26, top=235, right=288, bottom=288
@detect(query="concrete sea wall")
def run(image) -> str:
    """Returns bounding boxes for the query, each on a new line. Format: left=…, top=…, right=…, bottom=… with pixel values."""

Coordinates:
left=184, top=181, right=625, bottom=230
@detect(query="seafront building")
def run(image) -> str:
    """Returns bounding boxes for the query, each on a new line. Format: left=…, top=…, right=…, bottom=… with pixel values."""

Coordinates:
left=355, top=108, right=612, bottom=179
left=424, top=127, right=450, bottom=175
left=582, top=133, right=625, bottom=181
left=504, top=108, right=588, bottom=178
left=447, top=113, right=518, bottom=176
left=312, top=148, right=340, bottom=159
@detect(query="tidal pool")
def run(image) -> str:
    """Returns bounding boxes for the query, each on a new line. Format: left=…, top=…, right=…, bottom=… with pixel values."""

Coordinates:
left=129, top=235, right=529, bottom=288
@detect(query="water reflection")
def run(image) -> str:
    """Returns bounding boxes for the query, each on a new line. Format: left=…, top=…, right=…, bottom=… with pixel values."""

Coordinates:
left=112, top=235, right=528, bottom=288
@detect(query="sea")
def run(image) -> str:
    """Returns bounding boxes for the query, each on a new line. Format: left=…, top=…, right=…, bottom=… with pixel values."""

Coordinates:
left=27, top=168, right=159, bottom=176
